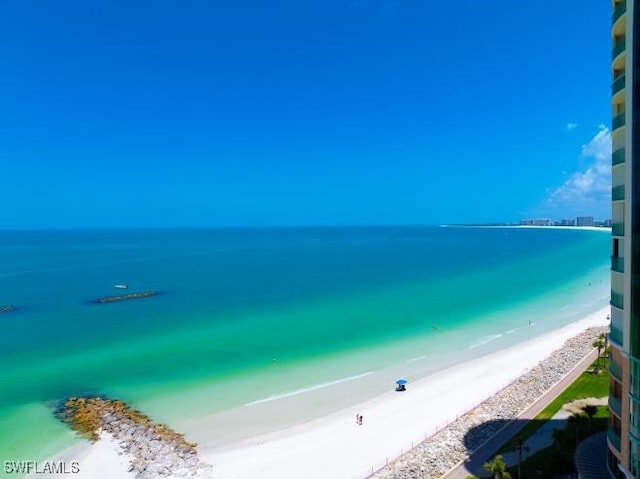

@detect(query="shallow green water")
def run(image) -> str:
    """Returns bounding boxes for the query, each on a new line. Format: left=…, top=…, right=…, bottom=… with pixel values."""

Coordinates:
left=0, top=226, right=610, bottom=459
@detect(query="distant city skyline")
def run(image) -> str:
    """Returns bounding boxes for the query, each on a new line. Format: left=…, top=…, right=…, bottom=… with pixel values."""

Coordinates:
left=0, top=1, right=612, bottom=228
left=518, top=215, right=610, bottom=227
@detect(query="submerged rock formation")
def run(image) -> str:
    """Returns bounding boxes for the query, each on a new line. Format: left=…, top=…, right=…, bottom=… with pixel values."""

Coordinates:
left=93, top=291, right=158, bottom=304
left=55, top=397, right=213, bottom=478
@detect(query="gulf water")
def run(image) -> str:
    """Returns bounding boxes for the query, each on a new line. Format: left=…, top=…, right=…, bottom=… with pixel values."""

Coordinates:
left=0, top=226, right=610, bottom=459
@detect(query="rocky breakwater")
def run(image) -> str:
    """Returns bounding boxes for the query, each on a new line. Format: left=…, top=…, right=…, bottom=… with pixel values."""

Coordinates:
left=93, top=291, right=159, bottom=304
left=371, top=326, right=607, bottom=479
left=55, top=397, right=214, bottom=478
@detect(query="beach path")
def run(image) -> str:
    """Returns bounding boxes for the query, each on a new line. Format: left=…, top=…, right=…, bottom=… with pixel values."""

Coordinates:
left=443, top=348, right=599, bottom=479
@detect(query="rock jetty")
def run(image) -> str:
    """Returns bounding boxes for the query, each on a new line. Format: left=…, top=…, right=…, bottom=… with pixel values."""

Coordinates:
left=55, top=397, right=214, bottom=478
left=93, top=291, right=158, bottom=304
left=370, top=326, right=607, bottom=479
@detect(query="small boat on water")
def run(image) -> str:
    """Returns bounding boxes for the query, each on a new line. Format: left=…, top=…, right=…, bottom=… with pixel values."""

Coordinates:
left=114, top=284, right=129, bottom=289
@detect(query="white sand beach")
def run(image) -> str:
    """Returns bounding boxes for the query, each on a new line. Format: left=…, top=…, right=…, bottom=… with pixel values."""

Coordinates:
left=204, top=306, right=609, bottom=479
left=27, top=431, right=134, bottom=479
left=441, top=225, right=611, bottom=233
left=36, top=306, right=609, bottom=479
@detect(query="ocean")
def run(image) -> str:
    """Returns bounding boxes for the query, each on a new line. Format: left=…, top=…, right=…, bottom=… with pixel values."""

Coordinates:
left=0, top=226, right=610, bottom=460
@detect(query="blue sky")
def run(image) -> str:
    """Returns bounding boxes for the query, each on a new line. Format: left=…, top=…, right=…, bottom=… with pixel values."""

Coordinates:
left=0, top=1, right=612, bottom=228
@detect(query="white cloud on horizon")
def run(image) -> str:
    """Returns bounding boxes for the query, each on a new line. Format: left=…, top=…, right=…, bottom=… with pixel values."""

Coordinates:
left=566, top=122, right=578, bottom=130
left=542, top=125, right=611, bottom=218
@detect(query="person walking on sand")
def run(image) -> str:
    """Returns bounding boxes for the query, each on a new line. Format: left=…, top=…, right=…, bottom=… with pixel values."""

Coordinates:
left=358, top=414, right=363, bottom=425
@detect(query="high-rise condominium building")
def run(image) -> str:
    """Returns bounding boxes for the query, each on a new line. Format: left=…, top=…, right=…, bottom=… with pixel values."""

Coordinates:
left=577, top=216, right=596, bottom=227
left=608, top=0, right=636, bottom=477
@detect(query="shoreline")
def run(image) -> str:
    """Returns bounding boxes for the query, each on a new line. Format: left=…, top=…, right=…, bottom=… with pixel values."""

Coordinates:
left=372, top=324, right=606, bottom=478
left=439, top=224, right=611, bottom=233
left=32, top=305, right=610, bottom=479
left=204, top=306, right=609, bottom=479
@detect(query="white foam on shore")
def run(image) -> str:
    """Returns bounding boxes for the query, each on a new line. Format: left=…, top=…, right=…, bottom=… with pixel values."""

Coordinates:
left=469, top=333, right=503, bottom=349
left=37, top=306, right=610, bottom=479
left=204, top=306, right=609, bottom=479
left=405, top=355, right=427, bottom=363
left=244, top=371, right=374, bottom=406
left=439, top=225, right=611, bottom=233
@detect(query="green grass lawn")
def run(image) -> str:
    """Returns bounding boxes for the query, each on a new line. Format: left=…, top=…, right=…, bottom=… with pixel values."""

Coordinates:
left=512, top=405, right=608, bottom=479
left=499, top=357, right=609, bottom=453
left=470, top=354, right=610, bottom=479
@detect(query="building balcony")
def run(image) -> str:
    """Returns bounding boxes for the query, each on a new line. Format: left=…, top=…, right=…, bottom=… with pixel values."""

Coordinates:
left=612, top=256, right=624, bottom=273
left=631, top=416, right=640, bottom=442
left=613, top=112, right=626, bottom=131
left=612, top=148, right=625, bottom=166
left=632, top=360, right=640, bottom=395
left=613, top=185, right=625, bottom=201
left=613, top=37, right=626, bottom=61
left=610, top=332, right=623, bottom=348
left=613, top=1, right=627, bottom=26
left=608, top=428, right=622, bottom=451
left=610, top=358, right=623, bottom=381
left=611, top=291, right=624, bottom=310
left=610, top=395, right=623, bottom=417
left=610, top=327, right=623, bottom=347
left=613, top=74, right=626, bottom=96
left=612, top=222, right=625, bottom=236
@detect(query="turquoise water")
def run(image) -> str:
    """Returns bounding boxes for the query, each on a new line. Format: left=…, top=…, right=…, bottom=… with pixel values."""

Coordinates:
left=0, top=226, right=610, bottom=458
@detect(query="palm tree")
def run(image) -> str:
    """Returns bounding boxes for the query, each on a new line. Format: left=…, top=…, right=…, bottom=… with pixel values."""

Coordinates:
left=600, top=331, right=608, bottom=355
left=483, top=454, right=512, bottom=479
left=582, top=404, right=597, bottom=432
left=593, top=337, right=606, bottom=372
left=600, top=331, right=610, bottom=367
left=514, top=439, right=530, bottom=479
left=567, top=412, right=589, bottom=446
left=551, top=427, right=563, bottom=447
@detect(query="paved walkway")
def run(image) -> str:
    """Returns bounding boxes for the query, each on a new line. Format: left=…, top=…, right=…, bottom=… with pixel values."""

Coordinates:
left=443, top=348, right=599, bottom=479
left=499, top=408, right=571, bottom=466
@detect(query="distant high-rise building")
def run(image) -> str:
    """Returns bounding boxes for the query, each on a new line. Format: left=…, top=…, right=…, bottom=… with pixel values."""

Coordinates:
left=607, top=1, right=634, bottom=477
left=561, top=218, right=577, bottom=226
left=576, top=216, right=595, bottom=227
left=519, top=218, right=551, bottom=226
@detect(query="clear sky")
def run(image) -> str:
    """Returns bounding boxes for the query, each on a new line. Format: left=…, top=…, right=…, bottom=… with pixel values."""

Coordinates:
left=0, top=1, right=612, bottom=228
